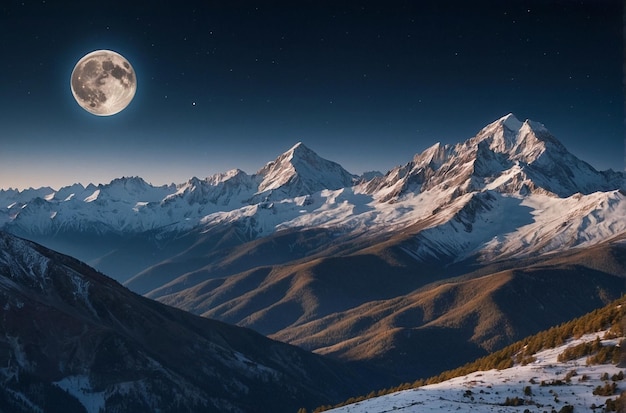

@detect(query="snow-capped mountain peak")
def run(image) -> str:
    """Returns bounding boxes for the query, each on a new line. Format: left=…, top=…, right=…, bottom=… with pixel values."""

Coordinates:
left=205, top=168, right=248, bottom=186
left=470, top=113, right=566, bottom=165
left=470, top=113, right=521, bottom=153
left=97, top=176, right=172, bottom=202
left=411, top=142, right=450, bottom=170
left=365, top=113, right=622, bottom=201
left=255, top=141, right=356, bottom=198
left=162, top=170, right=257, bottom=207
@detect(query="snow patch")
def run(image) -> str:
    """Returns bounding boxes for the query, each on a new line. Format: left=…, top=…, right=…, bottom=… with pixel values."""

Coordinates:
left=83, top=190, right=100, bottom=203
left=69, top=275, right=97, bottom=316
left=54, top=375, right=106, bottom=413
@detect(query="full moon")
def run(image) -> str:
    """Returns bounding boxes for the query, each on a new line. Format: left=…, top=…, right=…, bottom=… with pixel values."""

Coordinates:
left=70, top=50, right=136, bottom=116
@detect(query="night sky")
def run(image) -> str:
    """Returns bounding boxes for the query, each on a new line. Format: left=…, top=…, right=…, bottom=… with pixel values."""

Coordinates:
left=1, top=1, right=623, bottom=190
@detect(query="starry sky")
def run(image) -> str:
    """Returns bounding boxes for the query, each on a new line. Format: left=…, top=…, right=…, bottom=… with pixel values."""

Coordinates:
left=1, top=0, right=623, bottom=190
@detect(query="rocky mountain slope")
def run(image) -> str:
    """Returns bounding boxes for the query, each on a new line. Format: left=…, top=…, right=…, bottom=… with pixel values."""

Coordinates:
left=0, top=231, right=375, bottom=413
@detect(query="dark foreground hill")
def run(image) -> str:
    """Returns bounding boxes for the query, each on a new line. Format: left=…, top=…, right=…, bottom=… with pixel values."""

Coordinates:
left=0, top=231, right=376, bottom=413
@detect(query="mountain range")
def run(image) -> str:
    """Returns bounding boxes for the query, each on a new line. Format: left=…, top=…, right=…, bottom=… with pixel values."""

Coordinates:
left=2, top=113, right=625, bottom=385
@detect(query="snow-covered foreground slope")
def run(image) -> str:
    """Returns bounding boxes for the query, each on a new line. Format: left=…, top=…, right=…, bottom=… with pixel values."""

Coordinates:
left=327, top=332, right=624, bottom=412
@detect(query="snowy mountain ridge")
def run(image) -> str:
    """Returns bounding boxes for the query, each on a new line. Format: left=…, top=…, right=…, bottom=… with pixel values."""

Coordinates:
left=362, top=113, right=622, bottom=202
left=256, top=141, right=357, bottom=196
left=1, top=114, right=624, bottom=270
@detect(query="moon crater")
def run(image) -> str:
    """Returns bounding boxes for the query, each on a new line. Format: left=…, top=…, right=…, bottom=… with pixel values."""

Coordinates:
left=71, top=50, right=136, bottom=116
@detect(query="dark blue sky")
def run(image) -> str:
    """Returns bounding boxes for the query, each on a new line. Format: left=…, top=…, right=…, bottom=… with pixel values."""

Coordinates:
left=1, top=1, right=623, bottom=189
